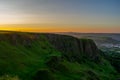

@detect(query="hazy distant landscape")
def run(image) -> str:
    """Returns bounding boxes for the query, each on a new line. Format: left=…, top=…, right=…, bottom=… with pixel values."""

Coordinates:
left=58, top=32, right=120, bottom=48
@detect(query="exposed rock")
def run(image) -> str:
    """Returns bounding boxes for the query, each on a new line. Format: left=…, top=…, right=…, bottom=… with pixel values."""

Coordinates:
left=45, top=34, right=101, bottom=63
left=0, top=33, right=101, bottom=63
left=0, top=33, right=40, bottom=47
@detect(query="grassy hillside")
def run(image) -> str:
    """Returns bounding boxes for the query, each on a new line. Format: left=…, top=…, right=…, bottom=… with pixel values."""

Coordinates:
left=0, top=32, right=119, bottom=80
left=103, top=50, right=120, bottom=73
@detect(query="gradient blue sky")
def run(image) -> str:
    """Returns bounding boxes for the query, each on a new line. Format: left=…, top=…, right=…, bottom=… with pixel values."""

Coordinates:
left=0, top=0, right=120, bottom=32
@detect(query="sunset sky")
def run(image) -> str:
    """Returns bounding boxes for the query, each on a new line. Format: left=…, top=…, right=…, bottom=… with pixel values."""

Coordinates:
left=0, top=0, right=120, bottom=33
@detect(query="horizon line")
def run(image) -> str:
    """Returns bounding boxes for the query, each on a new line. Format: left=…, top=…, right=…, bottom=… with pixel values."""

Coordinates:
left=0, top=30, right=120, bottom=34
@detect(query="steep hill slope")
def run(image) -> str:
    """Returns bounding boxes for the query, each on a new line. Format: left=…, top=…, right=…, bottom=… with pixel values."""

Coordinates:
left=45, top=34, right=101, bottom=62
left=0, top=32, right=119, bottom=80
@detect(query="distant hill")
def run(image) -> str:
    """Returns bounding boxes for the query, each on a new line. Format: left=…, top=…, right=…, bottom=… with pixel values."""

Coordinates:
left=0, top=31, right=119, bottom=80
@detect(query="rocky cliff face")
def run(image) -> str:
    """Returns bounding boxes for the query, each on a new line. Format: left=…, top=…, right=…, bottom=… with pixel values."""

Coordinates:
left=0, top=33, right=101, bottom=63
left=45, top=34, right=101, bottom=63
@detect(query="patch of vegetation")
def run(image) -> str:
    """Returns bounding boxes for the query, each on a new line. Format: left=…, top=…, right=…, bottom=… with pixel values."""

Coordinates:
left=0, top=75, right=20, bottom=80
left=103, top=50, right=120, bottom=74
left=33, top=69, right=55, bottom=80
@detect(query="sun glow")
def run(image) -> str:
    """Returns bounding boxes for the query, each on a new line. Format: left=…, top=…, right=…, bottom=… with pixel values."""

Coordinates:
left=0, top=24, right=119, bottom=33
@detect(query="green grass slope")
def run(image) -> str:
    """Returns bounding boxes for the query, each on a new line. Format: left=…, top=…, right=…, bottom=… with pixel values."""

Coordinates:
left=0, top=32, right=119, bottom=80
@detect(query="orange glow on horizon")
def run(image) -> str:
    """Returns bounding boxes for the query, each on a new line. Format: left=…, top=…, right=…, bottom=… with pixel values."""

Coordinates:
left=0, top=24, right=120, bottom=33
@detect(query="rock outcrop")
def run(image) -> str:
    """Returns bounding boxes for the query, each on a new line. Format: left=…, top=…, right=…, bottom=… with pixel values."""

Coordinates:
left=0, top=33, right=101, bottom=63
left=45, top=34, right=101, bottom=63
